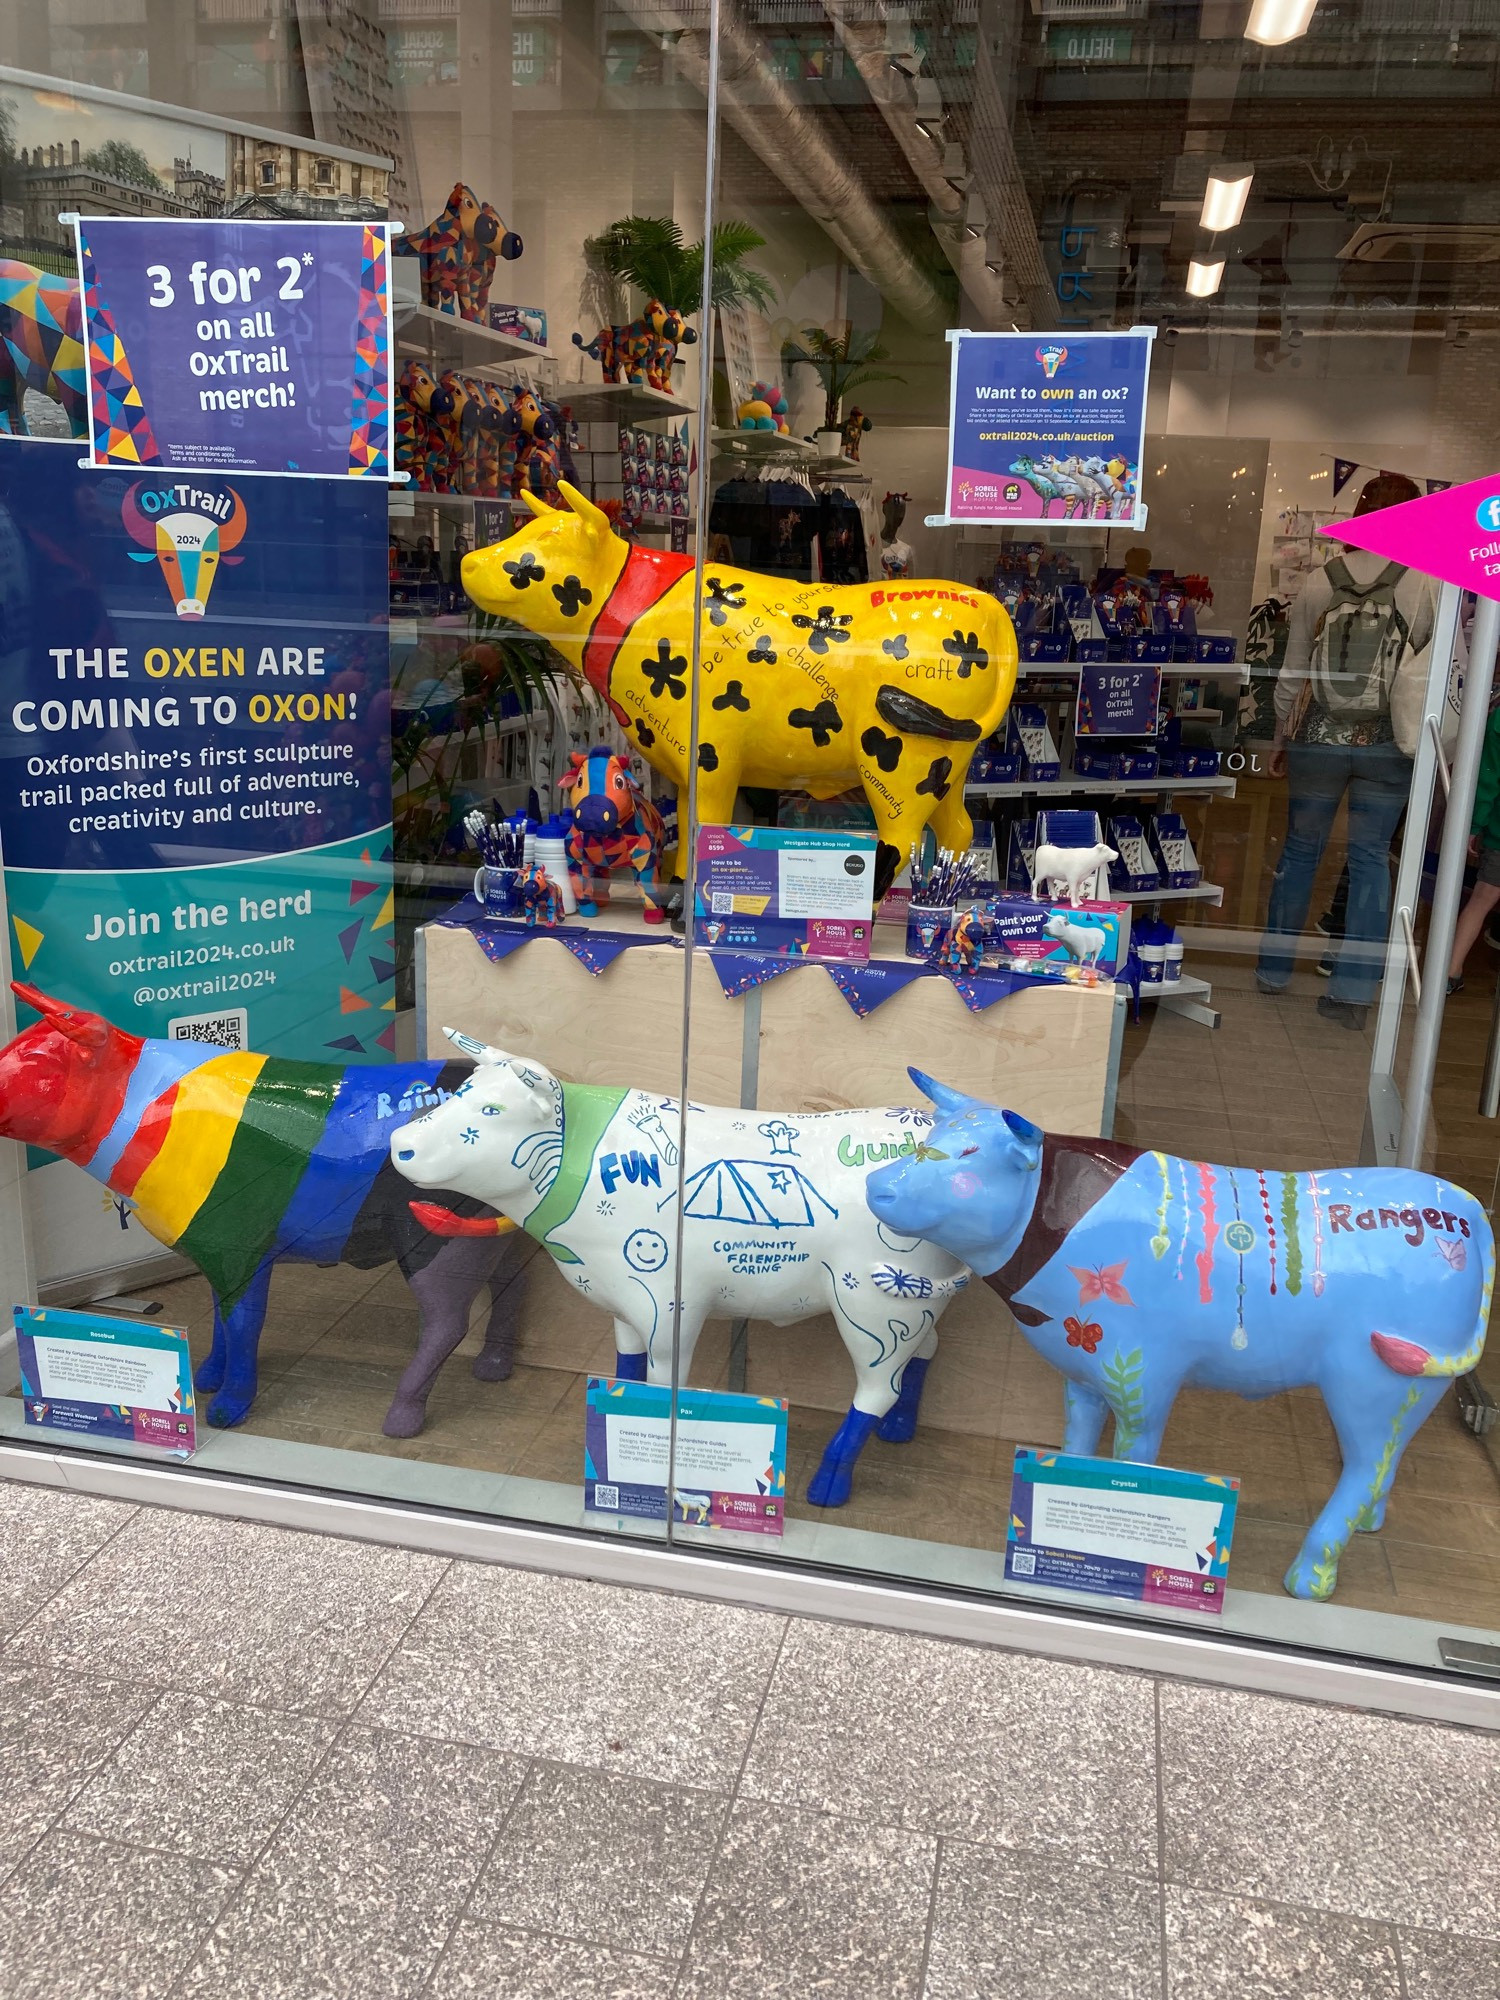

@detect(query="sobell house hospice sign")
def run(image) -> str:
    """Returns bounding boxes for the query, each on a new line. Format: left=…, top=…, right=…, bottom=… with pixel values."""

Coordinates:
left=75, top=216, right=394, bottom=480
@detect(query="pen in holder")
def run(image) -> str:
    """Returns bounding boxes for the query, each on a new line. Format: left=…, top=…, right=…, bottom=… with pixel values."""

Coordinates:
left=906, top=841, right=986, bottom=961
left=466, top=809, right=526, bottom=917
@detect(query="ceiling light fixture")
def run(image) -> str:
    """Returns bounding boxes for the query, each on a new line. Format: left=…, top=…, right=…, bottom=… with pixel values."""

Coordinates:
left=1185, top=258, right=1225, bottom=298
left=1200, top=166, right=1254, bottom=233
left=1244, top=0, right=1319, bottom=46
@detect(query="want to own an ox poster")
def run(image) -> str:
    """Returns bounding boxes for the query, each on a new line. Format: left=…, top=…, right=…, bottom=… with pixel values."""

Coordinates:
left=585, top=1378, right=788, bottom=1535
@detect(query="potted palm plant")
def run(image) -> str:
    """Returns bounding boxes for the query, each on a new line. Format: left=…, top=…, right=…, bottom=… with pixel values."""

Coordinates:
left=584, top=215, right=775, bottom=326
left=783, top=324, right=903, bottom=458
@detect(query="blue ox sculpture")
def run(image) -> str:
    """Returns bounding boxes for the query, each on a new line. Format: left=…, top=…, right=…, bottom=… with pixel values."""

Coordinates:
left=865, top=1070, right=1494, bottom=1601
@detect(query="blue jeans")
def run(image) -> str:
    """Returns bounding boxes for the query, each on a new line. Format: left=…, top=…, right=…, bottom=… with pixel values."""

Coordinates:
left=1257, top=740, right=1411, bottom=1005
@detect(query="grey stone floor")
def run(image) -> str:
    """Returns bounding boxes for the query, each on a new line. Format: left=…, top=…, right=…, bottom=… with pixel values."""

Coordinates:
left=1, top=1483, right=1499, bottom=2000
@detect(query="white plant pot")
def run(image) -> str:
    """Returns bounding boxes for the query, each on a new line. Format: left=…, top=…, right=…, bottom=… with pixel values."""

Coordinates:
left=815, top=428, right=843, bottom=460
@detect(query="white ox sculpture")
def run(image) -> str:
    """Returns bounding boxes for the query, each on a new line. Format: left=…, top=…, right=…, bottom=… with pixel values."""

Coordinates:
left=390, top=1031, right=969, bottom=1506
left=1031, top=839, right=1117, bottom=908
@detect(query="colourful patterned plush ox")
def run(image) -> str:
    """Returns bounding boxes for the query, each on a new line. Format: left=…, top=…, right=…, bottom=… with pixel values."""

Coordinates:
left=395, top=361, right=455, bottom=492
left=462, top=483, right=1017, bottom=892
left=0, top=986, right=529, bottom=1437
left=865, top=1072, right=1494, bottom=1601
left=573, top=301, right=696, bottom=390
left=557, top=746, right=666, bottom=919
left=405, top=184, right=522, bottom=321
left=0, top=259, right=87, bottom=438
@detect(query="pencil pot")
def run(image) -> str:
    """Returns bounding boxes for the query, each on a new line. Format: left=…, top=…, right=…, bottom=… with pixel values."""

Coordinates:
left=906, top=903, right=954, bottom=962
left=475, top=864, right=520, bottom=915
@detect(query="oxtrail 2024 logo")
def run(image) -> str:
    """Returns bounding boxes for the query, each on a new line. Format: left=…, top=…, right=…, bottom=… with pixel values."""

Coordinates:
left=1035, top=343, right=1068, bottom=380
left=121, top=482, right=248, bottom=619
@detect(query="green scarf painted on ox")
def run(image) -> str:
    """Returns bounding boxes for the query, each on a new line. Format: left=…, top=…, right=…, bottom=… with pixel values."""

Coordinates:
left=523, top=1083, right=630, bottom=1265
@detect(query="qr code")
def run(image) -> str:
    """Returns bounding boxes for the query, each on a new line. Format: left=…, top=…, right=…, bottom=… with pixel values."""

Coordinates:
left=1010, top=1548, right=1036, bottom=1576
left=593, top=1483, right=620, bottom=1511
left=710, top=892, right=733, bottom=914
left=168, top=1007, right=248, bottom=1050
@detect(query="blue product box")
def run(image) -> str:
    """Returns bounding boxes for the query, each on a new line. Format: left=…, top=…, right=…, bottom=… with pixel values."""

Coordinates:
left=1148, top=812, right=1202, bottom=889
left=1011, top=705, right=1062, bottom=783
left=1130, top=635, right=1172, bottom=664
left=1108, top=814, right=1161, bottom=894
left=1195, top=635, right=1238, bottom=664
left=1118, top=746, right=1159, bottom=780
left=1005, top=815, right=1038, bottom=893
left=1072, top=742, right=1123, bottom=779
left=1023, top=633, right=1071, bottom=664
left=983, top=892, right=1130, bottom=982
left=489, top=304, right=548, bottom=346
left=1075, top=637, right=1108, bottom=664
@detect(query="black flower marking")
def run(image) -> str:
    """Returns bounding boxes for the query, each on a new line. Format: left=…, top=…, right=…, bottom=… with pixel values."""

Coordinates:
left=502, top=550, right=545, bottom=590
left=790, top=605, right=854, bottom=655
left=942, top=629, right=989, bottom=678
left=712, top=680, right=751, bottom=712
left=641, top=638, right=688, bottom=701
left=860, top=726, right=903, bottom=773
left=552, top=573, right=593, bottom=617
left=788, top=701, right=844, bottom=748
left=698, top=742, right=720, bottom=772
left=704, top=576, right=746, bottom=627
left=915, top=755, right=954, bottom=800
left=635, top=719, right=656, bottom=748
left=882, top=634, right=909, bottom=661
left=747, top=638, right=777, bottom=665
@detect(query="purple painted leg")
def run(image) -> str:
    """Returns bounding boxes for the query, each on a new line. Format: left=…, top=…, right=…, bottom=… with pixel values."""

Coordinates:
left=614, top=1350, right=648, bottom=1381
left=384, top=1234, right=515, bottom=1438
left=807, top=1407, right=880, bottom=1508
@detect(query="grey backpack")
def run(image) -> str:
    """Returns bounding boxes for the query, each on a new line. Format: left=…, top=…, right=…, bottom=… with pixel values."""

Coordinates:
left=1309, top=557, right=1411, bottom=718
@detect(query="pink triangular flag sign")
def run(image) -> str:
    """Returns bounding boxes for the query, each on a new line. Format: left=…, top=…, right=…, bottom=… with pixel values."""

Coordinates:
left=1324, top=472, right=1500, bottom=601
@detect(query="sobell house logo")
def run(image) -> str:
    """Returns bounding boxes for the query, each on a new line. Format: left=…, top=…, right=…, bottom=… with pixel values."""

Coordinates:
left=120, top=482, right=249, bottom=620
left=1035, top=344, right=1068, bottom=379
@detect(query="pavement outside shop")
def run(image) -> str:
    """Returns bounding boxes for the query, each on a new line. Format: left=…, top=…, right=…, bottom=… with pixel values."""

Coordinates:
left=0, top=1478, right=1498, bottom=1999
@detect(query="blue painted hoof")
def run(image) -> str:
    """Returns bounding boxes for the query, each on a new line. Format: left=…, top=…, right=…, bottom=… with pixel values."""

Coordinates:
left=576, top=899, right=599, bottom=917
left=875, top=1357, right=930, bottom=1443
left=205, top=1391, right=252, bottom=1429
left=807, top=1457, right=855, bottom=1508
left=194, top=1355, right=225, bottom=1394
left=614, top=1350, right=647, bottom=1382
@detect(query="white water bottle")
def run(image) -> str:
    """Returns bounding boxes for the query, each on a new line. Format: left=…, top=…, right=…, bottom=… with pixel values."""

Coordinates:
left=535, top=816, right=577, bottom=913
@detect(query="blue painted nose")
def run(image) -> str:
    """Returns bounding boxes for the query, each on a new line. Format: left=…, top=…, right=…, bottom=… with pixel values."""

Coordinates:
left=397, top=1148, right=414, bottom=1162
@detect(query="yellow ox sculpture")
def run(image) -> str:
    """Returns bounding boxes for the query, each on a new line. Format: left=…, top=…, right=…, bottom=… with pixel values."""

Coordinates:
left=462, top=483, right=1018, bottom=887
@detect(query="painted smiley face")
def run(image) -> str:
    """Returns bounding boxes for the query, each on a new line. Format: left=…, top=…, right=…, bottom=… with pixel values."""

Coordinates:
left=949, top=1171, right=982, bottom=1199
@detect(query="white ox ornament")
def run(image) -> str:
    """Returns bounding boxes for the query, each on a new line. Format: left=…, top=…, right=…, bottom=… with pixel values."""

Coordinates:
left=1031, top=840, right=1117, bottom=908
left=390, top=1032, right=970, bottom=1506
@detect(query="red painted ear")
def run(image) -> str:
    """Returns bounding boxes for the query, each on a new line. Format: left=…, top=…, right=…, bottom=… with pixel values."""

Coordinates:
left=409, top=1200, right=516, bottom=1238
left=10, top=983, right=108, bottom=1048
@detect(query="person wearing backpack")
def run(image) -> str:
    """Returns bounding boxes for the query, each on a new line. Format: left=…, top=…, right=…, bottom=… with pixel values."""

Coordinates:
left=1257, top=473, right=1432, bottom=1029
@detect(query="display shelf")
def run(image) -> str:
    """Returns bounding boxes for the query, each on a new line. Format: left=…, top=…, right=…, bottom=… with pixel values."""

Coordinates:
left=394, top=301, right=552, bottom=367
left=1137, top=972, right=1219, bottom=1028
left=709, top=427, right=818, bottom=462
left=566, top=380, right=694, bottom=421
left=1017, top=661, right=1242, bottom=681
left=396, top=489, right=478, bottom=511
left=389, top=617, right=474, bottom=638
left=1114, top=882, right=1224, bottom=907
left=966, top=775, right=1237, bottom=800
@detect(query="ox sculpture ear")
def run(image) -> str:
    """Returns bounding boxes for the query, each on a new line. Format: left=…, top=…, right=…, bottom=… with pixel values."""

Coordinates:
left=1000, top=1108, right=1044, bottom=1170
left=557, top=481, right=612, bottom=542
left=11, top=981, right=108, bottom=1048
left=907, top=1067, right=976, bottom=1118
left=443, top=1026, right=508, bottom=1066
left=517, top=489, right=553, bottom=520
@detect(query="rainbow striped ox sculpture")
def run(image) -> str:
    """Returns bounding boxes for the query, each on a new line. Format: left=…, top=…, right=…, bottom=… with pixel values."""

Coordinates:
left=866, top=1072, right=1495, bottom=1601
left=0, top=985, right=529, bottom=1436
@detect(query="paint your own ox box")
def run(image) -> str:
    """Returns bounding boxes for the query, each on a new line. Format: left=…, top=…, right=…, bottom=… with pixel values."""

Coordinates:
left=695, top=824, right=877, bottom=961
left=983, top=893, right=1130, bottom=983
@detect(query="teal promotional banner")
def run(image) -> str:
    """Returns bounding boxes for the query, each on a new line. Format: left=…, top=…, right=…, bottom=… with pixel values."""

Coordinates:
left=0, top=439, right=394, bottom=1059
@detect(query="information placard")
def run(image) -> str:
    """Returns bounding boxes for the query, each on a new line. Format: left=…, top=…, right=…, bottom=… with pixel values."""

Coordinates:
left=15, top=1304, right=195, bottom=1455
left=939, top=329, right=1153, bottom=529
left=694, top=824, right=877, bottom=961
left=584, top=1377, right=788, bottom=1534
left=1005, top=1447, right=1237, bottom=1614
left=77, top=216, right=392, bottom=480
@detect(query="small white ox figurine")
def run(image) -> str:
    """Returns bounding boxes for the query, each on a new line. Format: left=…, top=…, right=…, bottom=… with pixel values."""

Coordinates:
left=1031, top=840, right=1116, bottom=907
left=391, top=1032, right=969, bottom=1506
left=1042, top=912, right=1109, bottom=967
